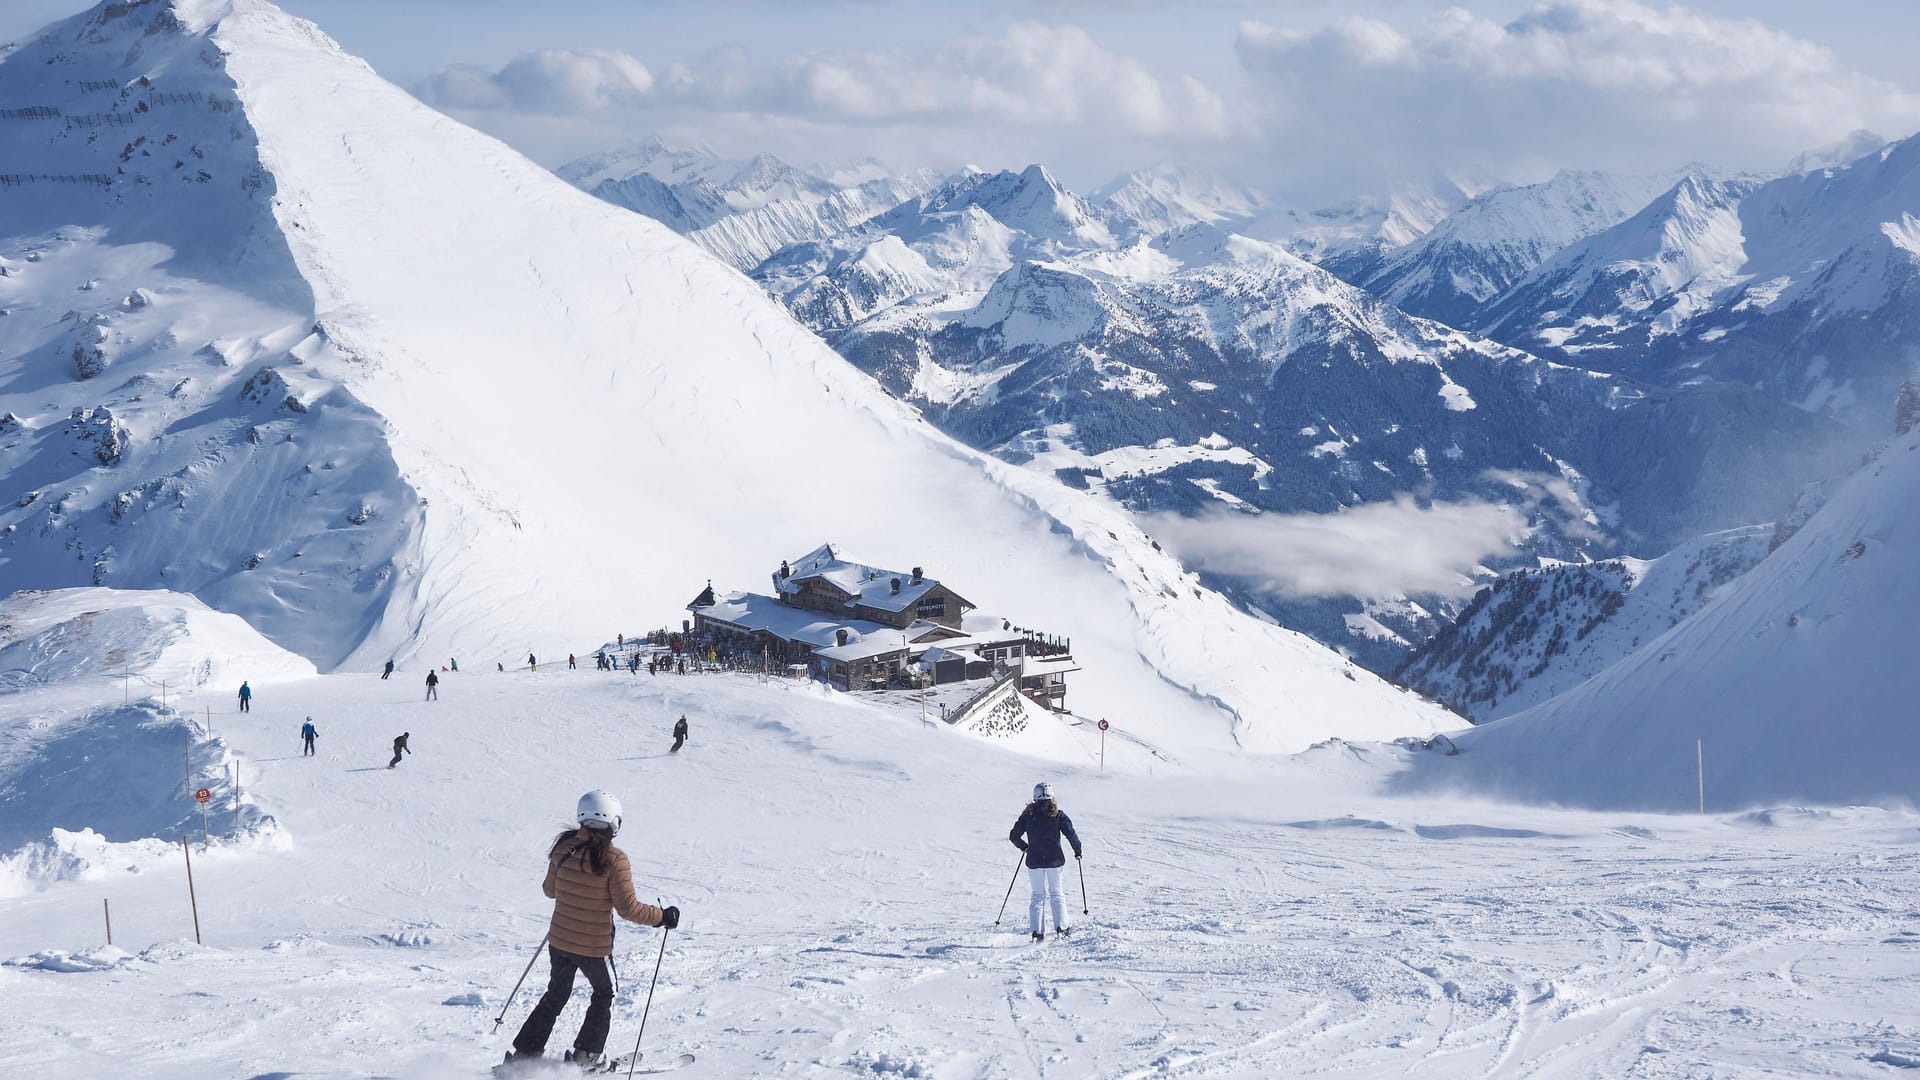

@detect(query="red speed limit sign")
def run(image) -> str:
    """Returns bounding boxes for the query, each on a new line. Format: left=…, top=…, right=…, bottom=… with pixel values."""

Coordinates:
left=1097, top=719, right=1109, bottom=731
left=194, top=788, right=211, bottom=804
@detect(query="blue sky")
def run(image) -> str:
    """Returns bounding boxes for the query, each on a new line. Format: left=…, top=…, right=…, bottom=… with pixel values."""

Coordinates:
left=6, top=0, right=1917, bottom=198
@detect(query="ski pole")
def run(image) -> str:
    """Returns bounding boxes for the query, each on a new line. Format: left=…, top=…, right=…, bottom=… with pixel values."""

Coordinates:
left=492, top=932, right=548, bottom=1033
left=625, top=927, right=670, bottom=1080
left=994, top=851, right=1024, bottom=925
left=1077, top=856, right=1088, bottom=916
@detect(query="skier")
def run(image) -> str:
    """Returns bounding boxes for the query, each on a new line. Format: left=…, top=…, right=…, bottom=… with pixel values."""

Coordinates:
left=568, top=653, right=576, bottom=671
left=1009, top=782, right=1083, bottom=942
left=647, top=657, right=657, bottom=676
left=505, top=791, right=680, bottom=1070
left=237, top=680, right=252, bottom=713
left=382, top=659, right=395, bottom=680
left=389, top=732, right=411, bottom=768
left=670, top=715, right=689, bottom=754
left=617, top=633, right=624, bottom=648
left=451, top=658, right=459, bottom=673
left=676, top=656, right=686, bottom=675
left=528, top=653, right=538, bottom=672
left=300, top=718, right=318, bottom=757
left=628, top=653, right=639, bottom=674
left=426, top=670, right=440, bottom=701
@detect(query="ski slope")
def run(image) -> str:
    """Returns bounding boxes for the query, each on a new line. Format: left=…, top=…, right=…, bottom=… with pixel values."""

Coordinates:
left=2, top=599, right=1917, bottom=1077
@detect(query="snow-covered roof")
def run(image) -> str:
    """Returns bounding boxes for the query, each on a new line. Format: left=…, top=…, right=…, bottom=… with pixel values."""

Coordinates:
left=1021, top=656, right=1082, bottom=677
left=692, top=591, right=893, bottom=649
left=815, top=636, right=914, bottom=663
left=774, top=543, right=959, bottom=614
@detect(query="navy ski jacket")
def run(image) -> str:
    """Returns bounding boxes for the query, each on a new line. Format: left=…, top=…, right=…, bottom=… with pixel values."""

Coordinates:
left=1010, top=807, right=1082, bottom=869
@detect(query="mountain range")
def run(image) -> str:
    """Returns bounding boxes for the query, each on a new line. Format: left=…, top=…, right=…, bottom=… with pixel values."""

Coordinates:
left=0, top=0, right=1451, bottom=752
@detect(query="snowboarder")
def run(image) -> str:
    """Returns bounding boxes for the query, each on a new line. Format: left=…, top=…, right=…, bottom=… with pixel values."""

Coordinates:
left=529, top=653, right=538, bottom=672
left=568, top=653, right=576, bottom=670
left=382, top=659, right=395, bottom=680
left=300, top=718, right=318, bottom=757
left=426, top=670, right=440, bottom=701
left=237, top=680, right=252, bottom=713
left=1010, top=782, right=1083, bottom=941
left=504, top=791, right=679, bottom=1070
left=389, top=732, right=411, bottom=768
left=670, top=715, right=689, bottom=754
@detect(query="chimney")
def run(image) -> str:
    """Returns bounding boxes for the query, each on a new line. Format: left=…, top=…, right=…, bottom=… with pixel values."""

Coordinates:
left=911, top=566, right=923, bottom=585
left=835, top=628, right=849, bottom=647
left=779, top=560, right=790, bottom=578
left=890, top=577, right=901, bottom=595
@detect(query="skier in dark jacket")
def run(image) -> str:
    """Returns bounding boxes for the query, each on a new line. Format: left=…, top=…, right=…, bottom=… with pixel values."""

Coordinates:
left=301, top=718, right=318, bottom=757
left=568, top=653, right=576, bottom=670
left=670, top=716, right=689, bottom=753
left=382, top=659, right=394, bottom=680
left=389, top=732, right=411, bottom=768
left=1010, top=782, right=1083, bottom=941
left=425, top=670, right=440, bottom=701
left=528, top=653, right=538, bottom=672
left=238, top=681, right=252, bottom=713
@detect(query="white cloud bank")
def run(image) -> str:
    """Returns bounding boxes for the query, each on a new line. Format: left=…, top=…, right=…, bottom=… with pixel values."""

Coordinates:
left=1236, top=0, right=1920, bottom=195
left=1148, top=495, right=1532, bottom=601
left=415, top=23, right=1235, bottom=171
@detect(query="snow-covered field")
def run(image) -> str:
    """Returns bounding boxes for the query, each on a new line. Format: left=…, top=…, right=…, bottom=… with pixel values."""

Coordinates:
left=5, top=640, right=1917, bottom=1078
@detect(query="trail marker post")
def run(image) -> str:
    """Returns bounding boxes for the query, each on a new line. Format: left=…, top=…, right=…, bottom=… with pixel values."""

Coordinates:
left=180, top=837, right=202, bottom=945
left=103, top=898, right=112, bottom=946
left=1697, top=739, right=1705, bottom=814
left=195, top=787, right=211, bottom=847
left=1098, top=719, right=1109, bottom=772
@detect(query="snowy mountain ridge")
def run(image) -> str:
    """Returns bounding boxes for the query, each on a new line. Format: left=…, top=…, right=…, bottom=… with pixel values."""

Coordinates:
left=1394, top=527, right=1773, bottom=723
left=555, top=136, right=939, bottom=270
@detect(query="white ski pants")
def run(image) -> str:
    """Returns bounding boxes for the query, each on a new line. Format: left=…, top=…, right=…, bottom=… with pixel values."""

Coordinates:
left=1028, top=866, right=1067, bottom=934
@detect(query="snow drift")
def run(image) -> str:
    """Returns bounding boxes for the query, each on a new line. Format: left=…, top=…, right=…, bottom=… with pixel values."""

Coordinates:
left=0, top=0, right=1452, bottom=752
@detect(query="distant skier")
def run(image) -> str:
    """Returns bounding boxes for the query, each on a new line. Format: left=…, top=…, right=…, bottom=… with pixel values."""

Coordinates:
left=504, top=791, right=679, bottom=1070
left=568, top=653, right=576, bottom=670
left=617, top=633, right=624, bottom=648
left=451, top=658, right=459, bottom=672
left=647, top=657, right=657, bottom=676
left=300, top=718, right=318, bottom=757
left=628, top=653, right=639, bottom=674
left=389, top=732, right=411, bottom=768
left=237, top=680, right=252, bottom=713
left=1010, top=782, right=1083, bottom=942
left=528, top=653, right=538, bottom=672
left=425, top=670, right=440, bottom=701
left=382, top=659, right=395, bottom=680
left=676, top=656, right=686, bottom=675
left=670, top=715, right=689, bottom=754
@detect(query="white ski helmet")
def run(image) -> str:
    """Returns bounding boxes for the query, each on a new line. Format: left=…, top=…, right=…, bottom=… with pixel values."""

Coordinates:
left=1032, top=782, right=1054, bottom=802
left=577, top=790, right=622, bottom=832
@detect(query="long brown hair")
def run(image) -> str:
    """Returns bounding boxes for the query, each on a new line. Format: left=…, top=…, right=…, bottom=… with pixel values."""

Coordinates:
left=1023, top=799, right=1060, bottom=817
left=551, top=825, right=614, bottom=875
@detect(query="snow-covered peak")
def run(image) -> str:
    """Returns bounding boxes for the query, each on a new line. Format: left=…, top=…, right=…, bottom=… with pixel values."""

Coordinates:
left=1783, top=129, right=1890, bottom=177
left=1094, top=164, right=1268, bottom=241
left=894, top=165, right=1115, bottom=251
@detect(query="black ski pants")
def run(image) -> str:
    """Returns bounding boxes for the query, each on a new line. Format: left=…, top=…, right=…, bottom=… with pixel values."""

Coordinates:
left=514, top=945, right=614, bottom=1056
left=302, top=734, right=316, bottom=756
left=670, top=734, right=685, bottom=754
left=239, top=697, right=250, bottom=713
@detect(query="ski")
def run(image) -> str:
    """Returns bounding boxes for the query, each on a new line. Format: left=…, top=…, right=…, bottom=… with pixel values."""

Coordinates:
left=493, top=1052, right=694, bottom=1077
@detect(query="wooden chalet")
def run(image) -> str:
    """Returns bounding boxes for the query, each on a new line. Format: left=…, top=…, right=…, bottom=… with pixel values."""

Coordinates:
left=687, top=543, right=1079, bottom=708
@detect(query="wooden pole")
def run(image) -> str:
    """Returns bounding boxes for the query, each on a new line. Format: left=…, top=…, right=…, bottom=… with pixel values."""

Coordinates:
left=200, top=805, right=209, bottom=849
left=180, top=837, right=202, bottom=945
left=1697, top=739, right=1705, bottom=814
left=103, top=898, right=112, bottom=946
left=184, top=734, right=191, bottom=799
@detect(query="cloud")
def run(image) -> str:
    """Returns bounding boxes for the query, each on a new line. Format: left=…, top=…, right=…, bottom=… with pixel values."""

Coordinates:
left=418, top=49, right=655, bottom=114
left=1148, top=495, right=1532, bottom=601
left=1235, top=0, right=1920, bottom=195
left=413, top=24, right=1239, bottom=172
